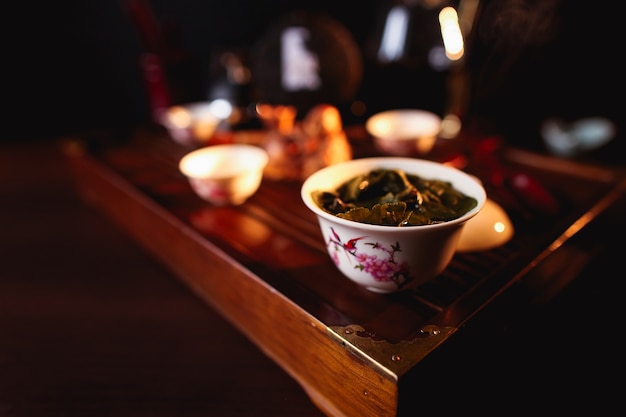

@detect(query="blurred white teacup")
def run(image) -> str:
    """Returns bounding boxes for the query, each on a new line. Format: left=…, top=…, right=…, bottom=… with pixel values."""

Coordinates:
left=159, top=100, right=233, bottom=146
left=179, top=144, right=269, bottom=206
left=366, top=109, right=442, bottom=156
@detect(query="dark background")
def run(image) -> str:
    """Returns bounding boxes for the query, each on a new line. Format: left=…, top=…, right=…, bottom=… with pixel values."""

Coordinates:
left=5, top=0, right=624, bottom=161
left=6, top=0, right=379, bottom=140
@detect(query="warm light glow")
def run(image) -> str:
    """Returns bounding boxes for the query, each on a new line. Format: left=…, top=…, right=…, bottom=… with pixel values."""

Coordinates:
left=254, top=103, right=273, bottom=119
left=254, top=103, right=297, bottom=134
left=167, top=106, right=192, bottom=128
left=371, top=118, right=394, bottom=136
left=181, top=153, right=220, bottom=178
left=193, top=120, right=219, bottom=141
left=439, top=6, right=464, bottom=60
left=494, top=222, right=506, bottom=233
left=440, top=114, right=462, bottom=139
left=315, top=105, right=343, bottom=135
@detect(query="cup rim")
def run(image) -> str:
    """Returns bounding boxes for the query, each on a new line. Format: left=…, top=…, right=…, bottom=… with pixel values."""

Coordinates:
left=365, top=109, right=442, bottom=141
left=301, top=156, right=486, bottom=231
left=179, top=144, right=269, bottom=180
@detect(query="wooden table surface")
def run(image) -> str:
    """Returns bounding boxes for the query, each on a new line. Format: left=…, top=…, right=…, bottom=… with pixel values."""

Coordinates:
left=1, top=137, right=623, bottom=416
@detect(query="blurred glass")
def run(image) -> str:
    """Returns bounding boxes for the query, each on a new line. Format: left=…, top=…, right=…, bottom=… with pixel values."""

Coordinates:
left=250, top=11, right=363, bottom=119
left=360, top=0, right=464, bottom=117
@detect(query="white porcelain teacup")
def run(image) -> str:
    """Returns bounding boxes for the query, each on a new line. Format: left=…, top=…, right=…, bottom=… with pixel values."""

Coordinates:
left=301, top=157, right=486, bottom=293
left=179, top=144, right=269, bottom=206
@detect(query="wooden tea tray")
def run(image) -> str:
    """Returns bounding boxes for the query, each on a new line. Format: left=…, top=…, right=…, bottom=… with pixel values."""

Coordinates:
left=64, top=126, right=626, bottom=417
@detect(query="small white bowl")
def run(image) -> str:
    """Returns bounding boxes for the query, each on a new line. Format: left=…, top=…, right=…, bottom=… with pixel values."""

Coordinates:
left=179, top=144, right=269, bottom=206
left=301, top=157, right=486, bottom=293
left=366, top=109, right=442, bottom=155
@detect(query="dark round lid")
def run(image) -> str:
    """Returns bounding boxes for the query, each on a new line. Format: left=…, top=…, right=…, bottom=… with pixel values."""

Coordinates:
left=250, top=11, right=363, bottom=117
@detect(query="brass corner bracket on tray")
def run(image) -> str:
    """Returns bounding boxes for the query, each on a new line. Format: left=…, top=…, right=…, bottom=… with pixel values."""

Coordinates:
left=328, top=324, right=456, bottom=378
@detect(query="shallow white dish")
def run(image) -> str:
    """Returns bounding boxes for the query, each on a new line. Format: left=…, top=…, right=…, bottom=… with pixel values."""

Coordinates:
left=456, top=198, right=514, bottom=252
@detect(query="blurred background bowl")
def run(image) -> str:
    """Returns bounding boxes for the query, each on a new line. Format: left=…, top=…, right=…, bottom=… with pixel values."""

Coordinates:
left=159, top=100, right=233, bottom=146
left=366, top=109, right=442, bottom=156
left=179, top=144, right=269, bottom=206
left=301, top=157, right=486, bottom=293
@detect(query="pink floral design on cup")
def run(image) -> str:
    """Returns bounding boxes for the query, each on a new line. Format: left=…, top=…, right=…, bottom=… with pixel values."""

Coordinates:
left=326, top=227, right=413, bottom=289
